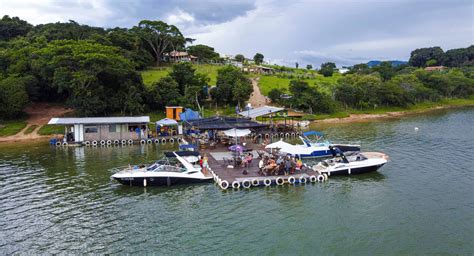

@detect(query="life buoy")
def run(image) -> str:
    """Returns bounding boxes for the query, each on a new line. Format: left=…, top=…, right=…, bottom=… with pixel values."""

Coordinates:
left=265, top=134, right=269, bottom=138
left=177, top=138, right=182, bottom=143
left=242, top=180, right=251, bottom=189
left=232, top=181, right=240, bottom=189
left=147, top=139, right=152, bottom=144
left=299, top=176, right=307, bottom=184
left=113, top=140, right=119, bottom=144
left=310, top=175, right=317, bottom=182
left=169, top=138, right=174, bottom=143
left=140, top=139, right=146, bottom=144
left=105, top=140, right=111, bottom=145
left=252, top=179, right=259, bottom=186
left=323, top=174, right=328, bottom=181
left=161, top=138, right=167, bottom=144
left=220, top=180, right=229, bottom=190
left=62, top=142, right=68, bottom=146
left=100, top=140, right=106, bottom=145
left=258, top=134, right=262, bottom=138
left=285, top=133, right=290, bottom=137
left=291, top=133, right=296, bottom=137
left=128, top=139, right=133, bottom=144
left=296, top=132, right=301, bottom=136
left=264, top=178, right=272, bottom=186
left=55, top=141, right=62, bottom=147
left=121, top=139, right=127, bottom=145
left=276, top=177, right=284, bottom=185
left=280, top=133, right=284, bottom=137
left=288, top=176, right=296, bottom=184
left=317, top=175, right=325, bottom=182
left=92, top=140, right=98, bottom=146
left=85, top=141, right=91, bottom=146
left=154, top=139, right=160, bottom=144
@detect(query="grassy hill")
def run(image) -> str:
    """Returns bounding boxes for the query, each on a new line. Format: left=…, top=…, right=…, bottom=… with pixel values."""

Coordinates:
left=258, top=72, right=342, bottom=95
left=141, top=64, right=222, bottom=87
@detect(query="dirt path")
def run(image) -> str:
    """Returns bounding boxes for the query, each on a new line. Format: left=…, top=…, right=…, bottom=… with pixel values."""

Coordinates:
left=0, top=103, right=73, bottom=143
left=248, top=77, right=268, bottom=107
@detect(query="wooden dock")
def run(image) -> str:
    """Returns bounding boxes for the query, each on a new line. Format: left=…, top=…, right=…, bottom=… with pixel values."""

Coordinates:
left=205, top=151, right=327, bottom=190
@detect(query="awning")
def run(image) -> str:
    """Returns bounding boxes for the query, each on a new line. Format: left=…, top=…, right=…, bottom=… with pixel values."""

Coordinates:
left=185, top=116, right=268, bottom=130
left=238, top=106, right=284, bottom=118
left=156, top=118, right=178, bottom=126
left=223, top=128, right=251, bottom=137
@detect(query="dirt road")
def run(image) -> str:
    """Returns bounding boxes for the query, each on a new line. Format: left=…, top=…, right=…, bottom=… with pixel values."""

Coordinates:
left=248, top=77, right=268, bottom=108
left=0, top=103, right=72, bottom=143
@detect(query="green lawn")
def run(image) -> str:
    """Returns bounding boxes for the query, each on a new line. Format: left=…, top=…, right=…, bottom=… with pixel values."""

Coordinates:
left=258, top=73, right=341, bottom=95
left=37, top=125, right=64, bottom=135
left=24, top=125, right=38, bottom=134
left=141, top=64, right=222, bottom=87
left=0, top=120, right=27, bottom=137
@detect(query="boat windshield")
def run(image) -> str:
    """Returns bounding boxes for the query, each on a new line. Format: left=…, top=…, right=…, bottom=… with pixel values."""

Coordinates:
left=150, top=165, right=188, bottom=173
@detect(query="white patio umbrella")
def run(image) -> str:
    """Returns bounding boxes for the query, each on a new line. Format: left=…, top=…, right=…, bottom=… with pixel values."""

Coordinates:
left=223, top=128, right=251, bottom=137
left=265, top=139, right=295, bottom=153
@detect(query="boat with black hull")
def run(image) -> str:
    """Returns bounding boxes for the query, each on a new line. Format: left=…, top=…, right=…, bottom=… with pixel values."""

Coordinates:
left=111, top=152, right=212, bottom=186
left=312, top=146, right=388, bottom=176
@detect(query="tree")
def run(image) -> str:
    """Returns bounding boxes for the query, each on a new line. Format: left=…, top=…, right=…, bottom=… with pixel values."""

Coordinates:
left=30, top=40, right=145, bottom=116
left=268, top=88, right=283, bottom=103
left=253, top=53, right=264, bottom=64
left=0, top=15, right=33, bottom=41
left=0, top=76, right=29, bottom=119
left=349, top=63, right=370, bottom=74
left=444, top=46, right=474, bottom=67
left=234, top=54, right=245, bottom=62
left=170, top=62, right=196, bottom=95
left=187, top=44, right=219, bottom=62
left=132, top=20, right=189, bottom=66
left=213, top=65, right=252, bottom=106
left=150, top=76, right=181, bottom=109
left=408, top=47, right=445, bottom=67
left=306, top=64, right=313, bottom=70
left=28, top=20, right=105, bottom=41
left=319, top=62, right=336, bottom=77
left=372, top=61, right=395, bottom=81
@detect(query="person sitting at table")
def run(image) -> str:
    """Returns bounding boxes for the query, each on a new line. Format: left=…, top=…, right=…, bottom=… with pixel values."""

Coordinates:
left=295, top=158, right=303, bottom=172
left=264, top=158, right=277, bottom=175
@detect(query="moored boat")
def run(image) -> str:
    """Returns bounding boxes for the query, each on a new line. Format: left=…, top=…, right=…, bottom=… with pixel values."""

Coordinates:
left=312, top=147, right=388, bottom=175
left=111, top=152, right=212, bottom=186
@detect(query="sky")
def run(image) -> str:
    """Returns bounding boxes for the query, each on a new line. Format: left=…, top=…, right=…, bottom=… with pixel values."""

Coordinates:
left=1, top=0, right=473, bottom=67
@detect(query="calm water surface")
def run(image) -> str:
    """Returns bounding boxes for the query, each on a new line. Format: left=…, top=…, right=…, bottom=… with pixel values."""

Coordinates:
left=1, top=108, right=473, bottom=255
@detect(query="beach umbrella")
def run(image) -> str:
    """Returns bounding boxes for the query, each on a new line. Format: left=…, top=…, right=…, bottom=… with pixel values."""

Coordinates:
left=228, top=145, right=245, bottom=152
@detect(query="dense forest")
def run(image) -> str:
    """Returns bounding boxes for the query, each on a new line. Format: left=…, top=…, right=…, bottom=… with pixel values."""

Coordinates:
left=0, top=15, right=249, bottom=119
left=0, top=15, right=473, bottom=120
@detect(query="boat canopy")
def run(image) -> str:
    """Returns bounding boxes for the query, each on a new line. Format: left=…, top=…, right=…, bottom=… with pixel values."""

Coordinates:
left=303, top=131, right=324, bottom=137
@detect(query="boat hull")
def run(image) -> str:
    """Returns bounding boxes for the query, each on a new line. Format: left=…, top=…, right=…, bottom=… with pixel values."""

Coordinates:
left=114, top=176, right=212, bottom=186
left=324, top=163, right=385, bottom=176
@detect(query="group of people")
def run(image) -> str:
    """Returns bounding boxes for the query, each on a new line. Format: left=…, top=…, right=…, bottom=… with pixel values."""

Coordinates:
left=258, top=154, right=303, bottom=176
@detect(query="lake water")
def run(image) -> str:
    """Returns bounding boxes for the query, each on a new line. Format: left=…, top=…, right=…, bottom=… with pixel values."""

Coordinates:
left=1, top=108, right=473, bottom=254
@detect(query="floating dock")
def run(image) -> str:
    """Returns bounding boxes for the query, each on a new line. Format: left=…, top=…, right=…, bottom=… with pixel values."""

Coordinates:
left=205, top=152, right=327, bottom=190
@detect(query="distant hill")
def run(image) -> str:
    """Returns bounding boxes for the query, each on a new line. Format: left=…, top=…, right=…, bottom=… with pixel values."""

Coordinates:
left=367, top=60, right=408, bottom=67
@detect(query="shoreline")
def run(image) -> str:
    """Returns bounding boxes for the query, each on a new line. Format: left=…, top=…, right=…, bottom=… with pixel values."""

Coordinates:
left=1, top=101, right=473, bottom=145
left=311, top=102, right=474, bottom=124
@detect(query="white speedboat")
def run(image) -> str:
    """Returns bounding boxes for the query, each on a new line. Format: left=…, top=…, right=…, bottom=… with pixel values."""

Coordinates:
left=265, top=131, right=360, bottom=158
left=111, top=152, right=212, bottom=186
left=312, top=147, right=388, bottom=175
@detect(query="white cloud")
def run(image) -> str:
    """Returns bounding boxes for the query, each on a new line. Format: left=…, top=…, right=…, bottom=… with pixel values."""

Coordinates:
left=165, top=9, right=195, bottom=27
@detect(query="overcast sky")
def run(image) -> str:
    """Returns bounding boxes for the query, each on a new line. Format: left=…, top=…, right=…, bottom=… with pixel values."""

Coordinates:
left=1, top=0, right=473, bottom=67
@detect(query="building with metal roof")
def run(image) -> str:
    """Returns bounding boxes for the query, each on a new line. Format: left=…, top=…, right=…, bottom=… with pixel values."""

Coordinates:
left=238, top=106, right=285, bottom=119
left=184, top=116, right=268, bottom=130
left=48, top=116, right=150, bottom=143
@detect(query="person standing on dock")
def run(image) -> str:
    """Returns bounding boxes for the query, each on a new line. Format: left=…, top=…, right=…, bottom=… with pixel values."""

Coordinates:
left=202, top=155, right=209, bottom=175
left=284, top=157, right=292, bottom=176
